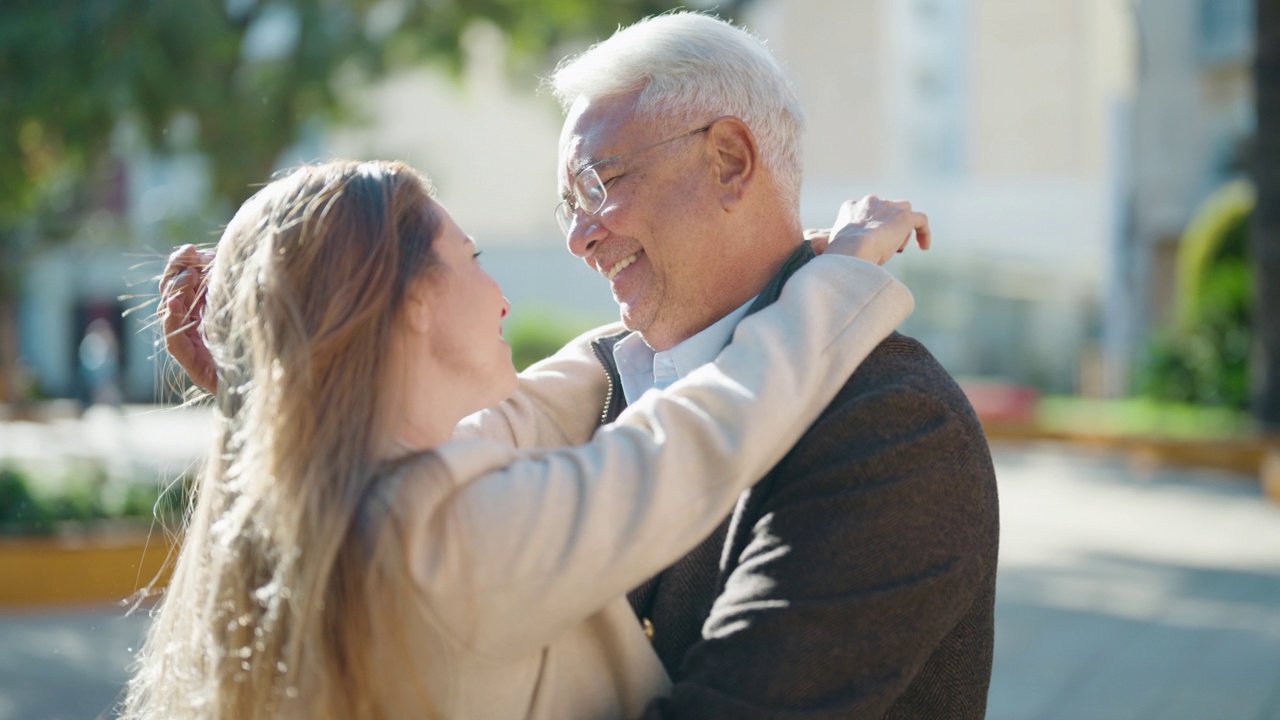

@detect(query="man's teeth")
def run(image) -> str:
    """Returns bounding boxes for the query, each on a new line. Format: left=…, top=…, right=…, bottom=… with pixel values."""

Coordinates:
left=606, top=253, right=639, bottom=281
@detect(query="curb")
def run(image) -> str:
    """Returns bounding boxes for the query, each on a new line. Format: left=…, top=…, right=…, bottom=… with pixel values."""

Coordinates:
left=982, top=422, right=1280, bottom=501
left=0, top=531, right=174, bottom=609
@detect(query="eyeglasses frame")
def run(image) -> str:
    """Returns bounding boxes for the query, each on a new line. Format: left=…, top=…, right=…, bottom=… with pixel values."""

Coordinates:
left=554, top=121, right=720, bottom=235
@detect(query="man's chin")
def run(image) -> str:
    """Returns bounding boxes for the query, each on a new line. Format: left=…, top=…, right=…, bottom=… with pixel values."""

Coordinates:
left=617, top=304, right=650, bottom=334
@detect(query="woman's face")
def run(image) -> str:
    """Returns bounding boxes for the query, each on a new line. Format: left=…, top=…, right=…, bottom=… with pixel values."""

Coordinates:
left=416, top=202, right=518, bottom=419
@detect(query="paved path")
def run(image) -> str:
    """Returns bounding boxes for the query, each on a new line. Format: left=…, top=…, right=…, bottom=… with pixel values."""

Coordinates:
left=988, top=442, right=1280, bottom=720
left=1, top=411, right=1279, bottom=718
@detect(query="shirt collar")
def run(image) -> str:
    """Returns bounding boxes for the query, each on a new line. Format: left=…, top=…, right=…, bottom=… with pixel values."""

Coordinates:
left=612, top=296, right=757, bottom=406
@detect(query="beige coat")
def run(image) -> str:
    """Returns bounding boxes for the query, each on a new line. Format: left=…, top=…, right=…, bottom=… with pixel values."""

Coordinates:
left=374, top=256, right=913, bottom=719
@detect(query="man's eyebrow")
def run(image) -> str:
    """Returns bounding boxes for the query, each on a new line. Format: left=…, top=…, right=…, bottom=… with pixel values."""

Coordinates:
left=563, top=158, right=593, bottom=186
left=567, top=150, right=621, bottom=180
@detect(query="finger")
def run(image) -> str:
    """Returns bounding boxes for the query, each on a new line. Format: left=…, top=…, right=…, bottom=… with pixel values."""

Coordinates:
left=913, top=211, right=932, bottom=250
left=160, top=247, right=214, bottom=298
left=168, top=335, right=217, bottom=395
left=803, top=228, right=831, bottom=254
left=163, top=269, right=207, bottom=316
left=163, top=299, right=194, bottom=342
left=160, top=245, right=202, bottom=287
left=162, top=265, right=200, bottom=300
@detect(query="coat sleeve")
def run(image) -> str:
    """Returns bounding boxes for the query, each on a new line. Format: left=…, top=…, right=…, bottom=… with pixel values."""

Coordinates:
left=637, top=371, right=1000, bottom=719
left=451, top=321, right=625, bottom=449
left=406, top=256, right=914, bottom=659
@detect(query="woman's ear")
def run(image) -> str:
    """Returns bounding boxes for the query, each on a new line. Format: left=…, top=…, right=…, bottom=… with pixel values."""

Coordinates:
left=402, top=278, right=434, bottom=335
left=707, top=118, right=758, bottom=211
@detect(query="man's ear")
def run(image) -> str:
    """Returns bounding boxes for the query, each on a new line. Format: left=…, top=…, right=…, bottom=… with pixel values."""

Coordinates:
left=707, top=118, right=758, bottom=211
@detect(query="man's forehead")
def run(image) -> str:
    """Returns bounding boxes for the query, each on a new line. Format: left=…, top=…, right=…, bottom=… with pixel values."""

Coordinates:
left=559, top=94, right=644, bottom=173
left=559, top=132, right=596, bottom=177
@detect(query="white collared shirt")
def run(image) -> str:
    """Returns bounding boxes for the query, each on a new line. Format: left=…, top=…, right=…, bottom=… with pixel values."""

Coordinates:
left=612, top=297, right=758, bottom=406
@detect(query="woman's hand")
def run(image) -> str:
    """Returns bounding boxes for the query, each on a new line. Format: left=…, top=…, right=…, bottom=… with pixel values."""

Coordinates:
left=803, top=195, right=931, bottom=265
left=159, top=244, right=218, bottom=394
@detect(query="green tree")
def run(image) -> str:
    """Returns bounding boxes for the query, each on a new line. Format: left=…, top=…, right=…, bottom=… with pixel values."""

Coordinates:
left=0, top=0, right=755, bottom=404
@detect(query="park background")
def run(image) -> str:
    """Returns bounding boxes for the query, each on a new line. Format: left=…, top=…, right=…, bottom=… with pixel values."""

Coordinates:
left=2, top=0, right=1280, bottom=718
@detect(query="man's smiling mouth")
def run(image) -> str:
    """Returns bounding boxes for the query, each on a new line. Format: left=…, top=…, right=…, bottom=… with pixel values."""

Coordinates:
left=606, top=252, right=641, bottom=281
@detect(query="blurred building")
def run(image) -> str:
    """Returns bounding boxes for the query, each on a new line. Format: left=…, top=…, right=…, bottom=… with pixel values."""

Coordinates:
left=758, top=0, right=1136, bottom=394
left=1123, top=0, right=1255, bottom=372
left=18, top=147, right=212, bottom=403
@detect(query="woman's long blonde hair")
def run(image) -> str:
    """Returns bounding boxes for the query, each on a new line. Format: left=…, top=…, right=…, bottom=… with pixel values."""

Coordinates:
left=122, top=161, right=442, bottom=719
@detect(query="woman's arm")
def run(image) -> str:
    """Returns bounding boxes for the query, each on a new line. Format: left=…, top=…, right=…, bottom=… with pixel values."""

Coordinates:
left=451, top=322, right=621, bottom=448
left=406, top=254, right=914, bottom=658
left=451, top=195, right=930, bottom=451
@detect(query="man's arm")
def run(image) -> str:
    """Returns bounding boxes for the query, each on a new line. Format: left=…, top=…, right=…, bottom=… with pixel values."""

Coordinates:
left=640, top=356, right=999, bottom=719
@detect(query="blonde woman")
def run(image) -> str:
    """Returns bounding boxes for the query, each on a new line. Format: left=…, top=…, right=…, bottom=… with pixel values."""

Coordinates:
left=128, top=159, right=919, bottom=719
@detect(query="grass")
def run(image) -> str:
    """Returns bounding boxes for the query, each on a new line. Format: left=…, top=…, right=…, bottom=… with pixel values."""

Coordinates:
left=1034, top=396, right=1255, bottom=440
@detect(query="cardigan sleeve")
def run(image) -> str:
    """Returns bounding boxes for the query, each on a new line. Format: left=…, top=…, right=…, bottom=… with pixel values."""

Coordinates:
left=451, top=321, right=624, bottom=448
left=406, top=256, right=914, bottom=658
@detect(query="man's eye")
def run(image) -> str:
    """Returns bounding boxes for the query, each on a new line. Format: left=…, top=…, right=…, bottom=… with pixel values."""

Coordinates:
left=472, top=251, right=483, bottom=261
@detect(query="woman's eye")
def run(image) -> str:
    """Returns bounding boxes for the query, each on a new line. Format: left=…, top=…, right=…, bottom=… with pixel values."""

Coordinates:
left=472, top=251, right=483, bottom=261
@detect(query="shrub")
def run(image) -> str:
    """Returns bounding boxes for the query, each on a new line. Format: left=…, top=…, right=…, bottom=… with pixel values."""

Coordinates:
left=0, top=463, right=189, bottom=536
left=1139, top=181, right=1251, bottom=409
left=506, top=310, right=598, bottom=372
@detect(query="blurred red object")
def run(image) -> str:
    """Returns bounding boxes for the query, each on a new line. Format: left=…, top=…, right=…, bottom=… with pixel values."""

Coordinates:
left=960, top=381, right=1040, bottom=425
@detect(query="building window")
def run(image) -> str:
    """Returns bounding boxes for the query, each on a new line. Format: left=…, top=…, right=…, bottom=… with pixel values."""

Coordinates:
left=887, top=0, right=968, bottom=178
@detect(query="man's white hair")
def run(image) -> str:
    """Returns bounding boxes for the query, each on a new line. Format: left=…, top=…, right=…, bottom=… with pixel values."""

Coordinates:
left=550, top=12, right=806, bottom=210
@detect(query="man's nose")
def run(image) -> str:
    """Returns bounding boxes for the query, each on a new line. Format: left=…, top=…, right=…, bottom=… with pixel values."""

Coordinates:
left=566, top=212, right=606, bottom=258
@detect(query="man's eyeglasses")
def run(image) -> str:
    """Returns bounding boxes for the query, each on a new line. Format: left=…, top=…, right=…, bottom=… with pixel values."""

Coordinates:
left=555, top=123, right=713, bottom=235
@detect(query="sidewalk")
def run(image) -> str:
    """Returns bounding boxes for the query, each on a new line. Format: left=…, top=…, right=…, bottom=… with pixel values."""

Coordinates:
left=988, top=442, right=1280, bottom=720
left=1, top=413, right=1279, bottom=719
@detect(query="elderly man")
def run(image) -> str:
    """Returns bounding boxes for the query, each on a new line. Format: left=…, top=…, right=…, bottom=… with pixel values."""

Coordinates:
left=537, top=13, right=999, bottom=719
left=163, top=12, right=998, bottom=719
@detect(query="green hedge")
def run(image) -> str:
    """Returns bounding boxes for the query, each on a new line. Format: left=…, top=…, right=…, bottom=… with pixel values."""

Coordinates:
left=506, top=309, right=599, bottom=372
left=0, top=463, right=188, bottom=536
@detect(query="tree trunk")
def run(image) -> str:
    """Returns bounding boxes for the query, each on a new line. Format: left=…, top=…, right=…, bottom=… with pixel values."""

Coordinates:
left=1254, top=0, right=1280, bottom=430
left=0, top=294, right=26, bottom=409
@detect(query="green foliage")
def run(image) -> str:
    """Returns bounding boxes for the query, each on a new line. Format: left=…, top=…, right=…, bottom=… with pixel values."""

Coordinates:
left=1139, top=184, right=1252, bottom=409
left=0, top=463, right=189, bottom=537
left=0, top=466, right=55, bottom=535
left=0, top=0, right=743, bottom=225
left=506, top=310, right=597, bottom=371
left=1036, top=396, right=1252, bottom=440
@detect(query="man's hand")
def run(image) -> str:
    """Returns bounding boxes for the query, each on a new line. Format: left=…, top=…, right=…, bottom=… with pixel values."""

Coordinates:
left=160, top=244, right=218, bottom=395
left=803, top=195, right=931, bottom=265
